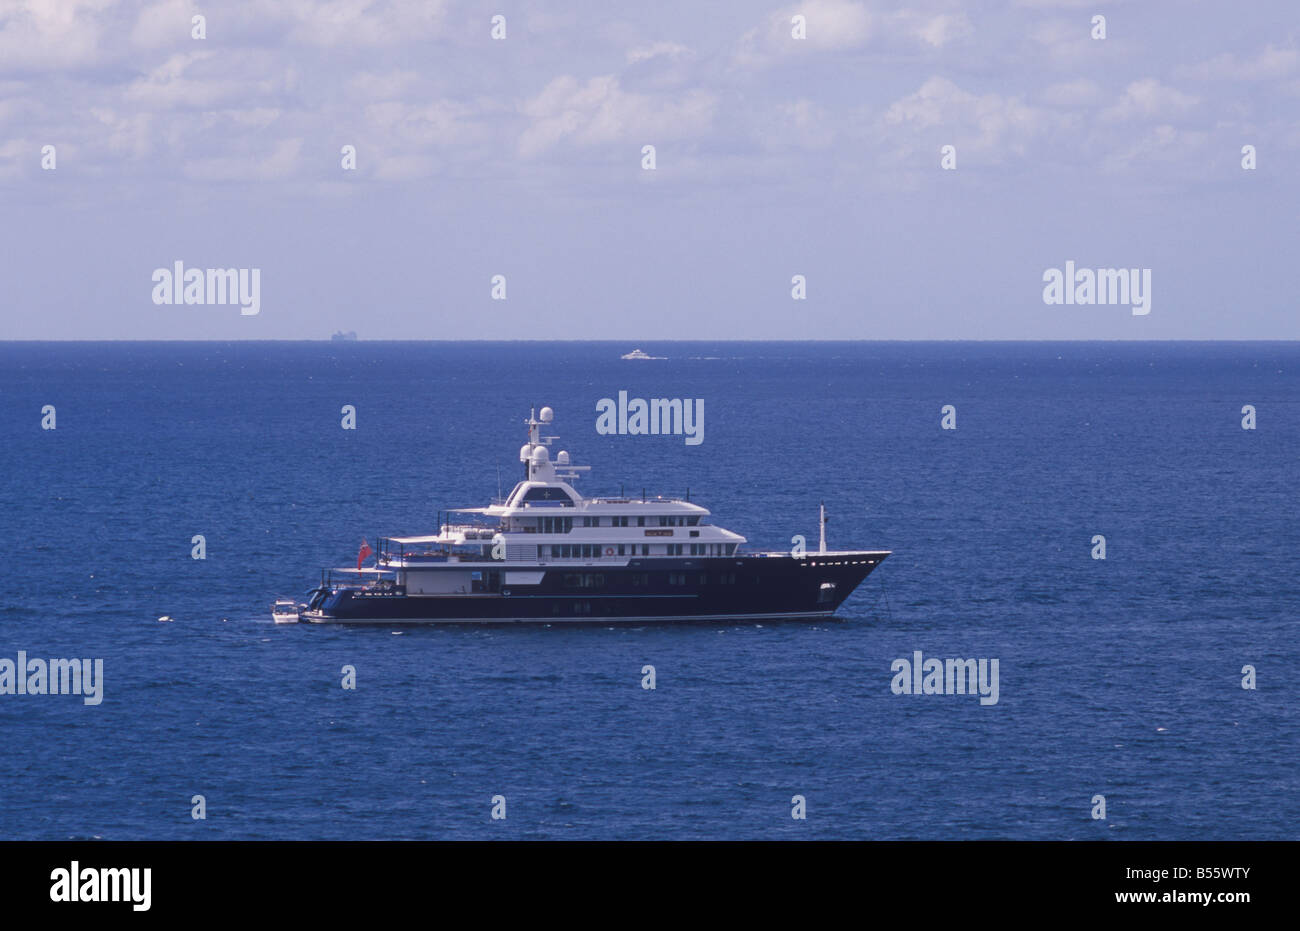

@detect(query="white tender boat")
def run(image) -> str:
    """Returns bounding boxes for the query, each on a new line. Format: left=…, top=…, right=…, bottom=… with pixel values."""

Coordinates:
left=271, top=599, right=301, bottom=624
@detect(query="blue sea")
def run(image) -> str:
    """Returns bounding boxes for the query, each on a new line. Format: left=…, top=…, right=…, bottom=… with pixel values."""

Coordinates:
left=0, top=341, right=1295, bottom=840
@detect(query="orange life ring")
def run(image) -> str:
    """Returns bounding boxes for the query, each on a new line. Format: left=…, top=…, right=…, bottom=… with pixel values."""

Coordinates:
left=605, top=547, right=615, bottom=556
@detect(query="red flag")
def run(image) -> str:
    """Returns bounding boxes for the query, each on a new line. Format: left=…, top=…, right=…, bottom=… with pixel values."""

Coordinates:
left=357, top=539, right=373, bottom=570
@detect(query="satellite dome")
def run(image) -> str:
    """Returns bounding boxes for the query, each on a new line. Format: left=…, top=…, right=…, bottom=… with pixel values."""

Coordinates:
left=519, top=444, right=531, bottom=461
left=531, top=446, right=550, bottom=463
left=539, top=406, right=554, bottom=423
left=556, top=450, right=570, bottom=465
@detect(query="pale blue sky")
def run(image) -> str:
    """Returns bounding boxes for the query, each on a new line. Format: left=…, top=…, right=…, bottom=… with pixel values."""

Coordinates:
left=0, top=0, right=1296, bottom=339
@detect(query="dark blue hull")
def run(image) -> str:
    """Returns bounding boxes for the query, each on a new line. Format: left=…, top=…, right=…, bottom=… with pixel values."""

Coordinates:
left=303, top=553, right=888, bottom=624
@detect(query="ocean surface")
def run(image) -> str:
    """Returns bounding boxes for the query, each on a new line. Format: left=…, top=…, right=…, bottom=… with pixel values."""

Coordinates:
left=0, top=341, right=1296, bottom=840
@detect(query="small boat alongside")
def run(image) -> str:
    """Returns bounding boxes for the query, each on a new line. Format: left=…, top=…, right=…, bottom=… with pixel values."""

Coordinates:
left=297, top=405, right=890, bottom=625
left=271, top=599, right=301, bottom=624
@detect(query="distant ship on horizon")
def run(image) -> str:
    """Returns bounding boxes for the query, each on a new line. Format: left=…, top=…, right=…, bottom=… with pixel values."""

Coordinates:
left=331, top=330, right=358, bottom=341
left=621, top=348, right=664, bottom=360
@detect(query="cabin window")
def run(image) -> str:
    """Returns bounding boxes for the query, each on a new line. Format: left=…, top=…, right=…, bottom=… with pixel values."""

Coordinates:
left=687, top=517, right=700, bottom=526
left=637, top=516, right=645, bottom=527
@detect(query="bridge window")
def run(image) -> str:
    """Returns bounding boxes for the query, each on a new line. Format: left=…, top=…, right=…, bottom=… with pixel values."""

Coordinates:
left=522, top=487, right=573, bottom=506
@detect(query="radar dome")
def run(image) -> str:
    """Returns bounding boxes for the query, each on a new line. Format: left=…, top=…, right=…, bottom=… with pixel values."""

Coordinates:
left=519, top=444, right=531, bottom=461
left=539, top=406, right=554, bottom=423
left=556, top=450, right=570, bottom=465
left=531, top=446, right=550, bottom=463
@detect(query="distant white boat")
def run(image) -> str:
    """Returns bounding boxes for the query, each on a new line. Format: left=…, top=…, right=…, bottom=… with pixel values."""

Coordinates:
left=621, top=348, right=663, bottom=360
left=271, top=599, right=301, bottom=624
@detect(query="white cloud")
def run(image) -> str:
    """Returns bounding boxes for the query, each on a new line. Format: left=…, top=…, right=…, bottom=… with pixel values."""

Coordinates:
left=757, top=99, right=837, bottom=150
left=1025, top=18, right=1107, bottom=68
left=1179, top=44, right=1300, bottom=82
left=0, top=0, right=119, bottom=71
left=733, top=0, right=873, bottom=68
left=1015, top=0, right=1131, bottom=7
left=1102, top=79, right=1198, bottom=121
left=124, top=50, right=297, bottom=109
left=1041, top=79, right=1101, bottom=107
left=627, top=41, right=690, bottom=65
left=733, top=1, right=973, bottom=70
left=891, top=10, right=972, bottom=49
left=348, top=70, right=422, bottom=100
left=130, top=0, right=200, bottom=49
left=278, top=0, right=448, bottom=48
left=183, top=137, right=302, bottom=181
left=1103, top=123, right=1209, bottom=172
left=517, top=75, right=717, bottom=157
left=365, top=98, right=487, bottom=147
left=883, top=76, right=1046, bottom=153
left=89, top=106, right=154, bottom=158
left=792, top=0, right=874, bottom=49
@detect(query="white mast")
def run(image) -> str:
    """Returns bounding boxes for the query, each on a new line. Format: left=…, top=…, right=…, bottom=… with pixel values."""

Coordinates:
left=819, top=501, right=827, bottom=554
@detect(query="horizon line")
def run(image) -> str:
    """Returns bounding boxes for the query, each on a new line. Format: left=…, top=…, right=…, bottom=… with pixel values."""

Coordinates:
left=2, top=337, right=1299, bottom=344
